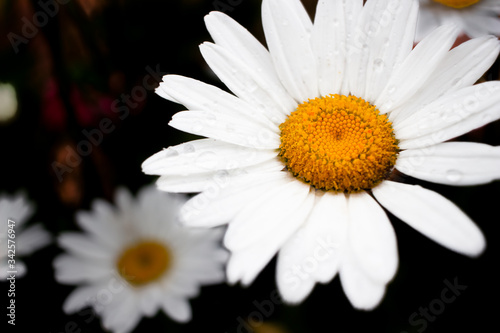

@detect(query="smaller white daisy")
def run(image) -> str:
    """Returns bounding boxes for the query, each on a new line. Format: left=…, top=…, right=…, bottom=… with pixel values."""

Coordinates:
left=0, top=192, right=52, bottom=279
left=417, top=0, right=500, bottom=41
left=53, top=185, right=228, bottom=333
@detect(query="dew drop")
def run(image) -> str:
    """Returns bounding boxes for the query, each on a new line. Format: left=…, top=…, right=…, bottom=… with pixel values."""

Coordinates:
left=205, top=113, right=217, bottom=124
left=451, top=78, right=462, bottom=87
left=373, top=58, right=384, bottom=72
left=165, top=148, right=179, bottom=157
left=446, top=169, right=462, bottom=183
left=183, top=144, right=195, bottom=153
left=481, top=112, right=493, bottom=123
left=387, top=85, right=396, bottom=94
left=192, top=122, right=203, bottom=132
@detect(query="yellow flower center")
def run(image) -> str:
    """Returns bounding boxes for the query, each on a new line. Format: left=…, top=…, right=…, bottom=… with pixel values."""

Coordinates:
left=432, top=0, right=480, bottom=9
left=279, top=95, right=399, bottom=193
left=117, top=240, right=171, bottom=286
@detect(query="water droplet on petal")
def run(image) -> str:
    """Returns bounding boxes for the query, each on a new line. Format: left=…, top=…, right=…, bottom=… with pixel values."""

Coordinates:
left=192, top=122, right=203, bottom=132
left=482, top=112, right=493, bottom=123
left=183, top=144, right=195, bottom=153
left=446, top=169, right=462, bottom=183
left=451, top=78, right=462, bottom=87
left=165, top=148, right=179, bottom=157
left=373, top=58, right=384, bottom=72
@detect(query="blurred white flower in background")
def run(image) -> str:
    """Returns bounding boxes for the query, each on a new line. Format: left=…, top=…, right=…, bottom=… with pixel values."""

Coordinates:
left=0, top=83, right=18, bottom=123
left=417, top=0, right=500, bottom=41
left=54, top=185, right=228, bottom=333
left=0, top=192, right=52, bottom=279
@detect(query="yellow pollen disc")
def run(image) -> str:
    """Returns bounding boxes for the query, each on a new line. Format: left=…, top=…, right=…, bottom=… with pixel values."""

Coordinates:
left=117, top=240, right=171, bottom=286
left=279, top=94, right=399, bottom=193
left=432, top=0, right=480, bottom=9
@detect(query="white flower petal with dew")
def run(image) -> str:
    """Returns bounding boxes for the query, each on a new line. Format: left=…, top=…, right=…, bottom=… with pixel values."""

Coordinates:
left=143, top=0, right=499, bottom=309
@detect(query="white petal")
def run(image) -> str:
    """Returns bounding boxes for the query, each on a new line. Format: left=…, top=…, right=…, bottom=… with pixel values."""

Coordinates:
left=391, top=36, right=500, bottom=123
left=227, top=187, right=315, bottom=286
left=199, top=42, right=294, bottom=124
left=339, top=249, right=386, bottom=310
left=372, top=180, right=486, bottom=257
left=54, top=254, right=112, bottom=283
left=375, top=24, right=459, bottom=113
left=224, top=177, right=311, bottom=251
left=102, top=291, right=141, bottom=333
left=397, top=81, right=500, bottom=149
left=62, top=284, right=105, bottom=314
left=169, top=110, right=280, bottom=149
left=156, top=171, right=223, bottom=193
left=161, top=297, right=192, bottom=323
left=76, top=206, right=123, bottom=250
left=311, top=0, right=349, bottom=96
left=396, top=142, right=500, bottom=186
left=477, top=15, right=500, bottom=35
left=462, top=11, right=500, bottom=37
left=181, top=171, right=289, bottom=227
left=0, top=260, right=26, bottom=279
left=138, top=286, right=162, bottom=317
left=15, top=223, right=51, bottom=256
left=114, top=187, right=135, bottom=213
left=262, top=0, right=318, bottom=101
left=142, top=139, right=277, bottom=176
left=414, top=4, right=440, bottom=42
left=162, top=273, right=200, bottom=298
left=0, top=193, right=34, bottom=228
left=58, top=233, right=110, bottom=260
left=158, top=75, right=278, bottom=128
left=204, top=11, right=285, bottom=91
left=277, top=192, right=348, bottom=304
left=348, top=0, right=418, bottom=102
left=346, top=192, right=398, bottom=284
left=156, top=158, right=283, bottom=193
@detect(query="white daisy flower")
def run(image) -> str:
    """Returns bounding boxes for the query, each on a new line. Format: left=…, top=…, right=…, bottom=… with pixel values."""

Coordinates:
left=417, top=0, right=500, bottom=41
left=0, top=192, right=51, bottom=279
left=53, top=185, right=228, bottom=333
left=142, top=0, right=500, bottom=310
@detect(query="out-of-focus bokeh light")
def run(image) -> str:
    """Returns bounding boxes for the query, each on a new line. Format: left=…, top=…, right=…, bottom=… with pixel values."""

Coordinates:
left=0, top=83, right=18, bottom=123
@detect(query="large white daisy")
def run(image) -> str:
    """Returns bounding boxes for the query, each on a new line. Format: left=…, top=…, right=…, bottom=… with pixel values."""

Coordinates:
left=143, top=0, right=500, bottom=310
left=0, top=192, right=51, bottom=279
left=417, top=0, right=500, bottom=41
left=53, top=185, right=228, bottom=333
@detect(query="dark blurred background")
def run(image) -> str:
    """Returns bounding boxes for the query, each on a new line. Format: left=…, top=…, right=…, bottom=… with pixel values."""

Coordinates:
left=0, top=0, right=499, bottom=332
